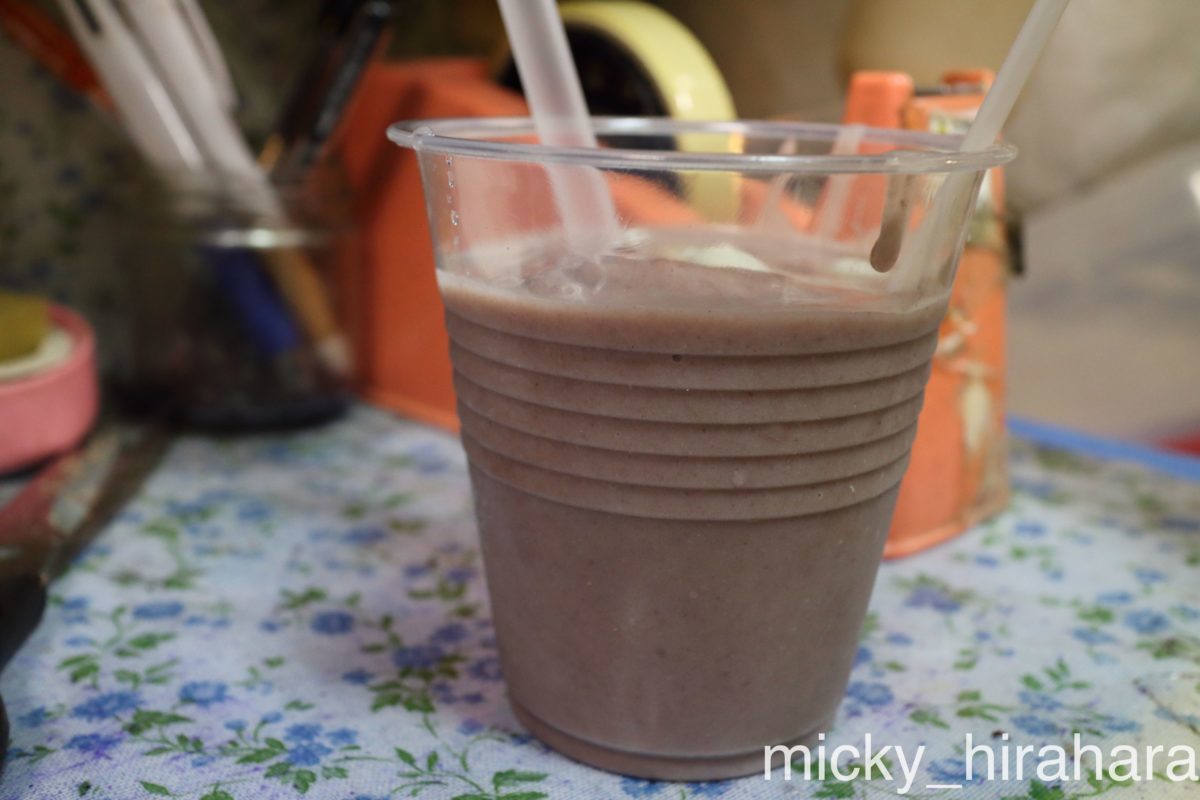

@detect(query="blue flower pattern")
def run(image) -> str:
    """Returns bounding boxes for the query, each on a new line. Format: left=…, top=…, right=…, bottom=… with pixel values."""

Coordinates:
left=179, top=681, right=230, bottom=708
left=70, top=691, right=140, bottom=722
left=0, top=408, right=1196, bottom=798
left=132, top=601, right=184, bottom=620
left=310, top=610, right=355, bottom=636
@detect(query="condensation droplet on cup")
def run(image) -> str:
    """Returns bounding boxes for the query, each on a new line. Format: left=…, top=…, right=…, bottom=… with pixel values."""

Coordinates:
left=731, top=469, right=747, bottom=488
left=447, top=171, right=455, bottom=188
left=450, top=210, right=460, bottom=226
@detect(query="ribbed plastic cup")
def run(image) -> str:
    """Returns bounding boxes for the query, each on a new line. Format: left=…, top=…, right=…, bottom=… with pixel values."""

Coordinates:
left=389, top=117, right=1013, bottom=780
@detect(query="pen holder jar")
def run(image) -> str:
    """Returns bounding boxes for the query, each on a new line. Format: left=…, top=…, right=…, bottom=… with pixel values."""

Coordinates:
left=114, top=168, right=358, bottom=430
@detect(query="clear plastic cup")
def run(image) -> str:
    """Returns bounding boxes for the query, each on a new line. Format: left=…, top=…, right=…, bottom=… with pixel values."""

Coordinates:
left=389, top=118, right=1014, bottom=780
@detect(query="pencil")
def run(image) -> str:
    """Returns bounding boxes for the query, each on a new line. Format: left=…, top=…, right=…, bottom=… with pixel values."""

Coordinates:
left=261, top=248, right=353, bottom=377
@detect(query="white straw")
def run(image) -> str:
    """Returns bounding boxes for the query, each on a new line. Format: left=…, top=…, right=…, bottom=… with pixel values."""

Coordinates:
left=753, top=126, right=865, bottom=236
left=816, top=125, right=866, bottom=240
left=961, top=0, right=1071, bottom=153
left=752, top=136, right=797, bottom=233
left=497, top=0, right=619, bottom=253
left=888, top=0, right=1070, bottom=287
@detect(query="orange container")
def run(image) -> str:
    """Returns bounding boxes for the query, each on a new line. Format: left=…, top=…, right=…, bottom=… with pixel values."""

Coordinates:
left=333, top=60, right=513, bottom=429
left=843, top=70, right=1012, bottom=558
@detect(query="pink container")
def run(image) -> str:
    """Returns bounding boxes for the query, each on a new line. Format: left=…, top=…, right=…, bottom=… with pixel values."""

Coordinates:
left=0, top=305, right=99, bottom=474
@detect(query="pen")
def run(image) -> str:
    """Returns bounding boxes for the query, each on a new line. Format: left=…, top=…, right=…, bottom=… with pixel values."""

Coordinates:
left=268, top=0, right=396, bottom=180
left=174, top=0, right=238, bottom=114
left=117, top=0, right=258, bottom=173
left=262, top=0, right=371, bottom=169
left=260, top=248, right=351, bottom=376
left=202, top=245, right=302, bottom=358
left=54, top=0, right=204, bottom=169
left=264, top=30, right=337, bottom=168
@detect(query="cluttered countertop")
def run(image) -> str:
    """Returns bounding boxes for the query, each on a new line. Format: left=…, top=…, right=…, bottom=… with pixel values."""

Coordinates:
left=2, top=1, right=1200, bottom=797
left=2, top=406, right=1198, bottom=800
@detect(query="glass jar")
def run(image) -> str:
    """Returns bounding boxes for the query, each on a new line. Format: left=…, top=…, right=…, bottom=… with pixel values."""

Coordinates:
left=113, top=167, right=357, bottom=430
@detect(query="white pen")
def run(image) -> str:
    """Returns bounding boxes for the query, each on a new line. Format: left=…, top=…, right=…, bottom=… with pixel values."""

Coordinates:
left=116, top=0, right=270, bottom=208
left=54, top=0, right=204, bottom=170
left=174, top=0, right=238, bottom=114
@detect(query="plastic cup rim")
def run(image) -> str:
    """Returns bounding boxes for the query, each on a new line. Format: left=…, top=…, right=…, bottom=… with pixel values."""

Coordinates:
left=387, top=116, right=1016, bottom=175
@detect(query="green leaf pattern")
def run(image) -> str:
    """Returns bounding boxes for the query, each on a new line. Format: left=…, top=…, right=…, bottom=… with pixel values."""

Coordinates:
left=1, top=409, right=1198, bottom=798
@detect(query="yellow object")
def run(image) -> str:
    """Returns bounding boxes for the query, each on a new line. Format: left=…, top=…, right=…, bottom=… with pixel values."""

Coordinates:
left=559, top=1, right=734, bottom=123
left=0, top=327, right=72, bottom=382
left=0, top=290, right=51, bottom=362
left=558, top=1, right=738, bottom=220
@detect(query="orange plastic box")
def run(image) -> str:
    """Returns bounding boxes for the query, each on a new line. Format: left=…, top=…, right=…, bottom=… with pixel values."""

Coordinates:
left=333, top=60, right=509, bottom=429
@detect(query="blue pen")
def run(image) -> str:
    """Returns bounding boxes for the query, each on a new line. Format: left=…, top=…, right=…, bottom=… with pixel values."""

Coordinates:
left=200, top=246, right=301, bottom=358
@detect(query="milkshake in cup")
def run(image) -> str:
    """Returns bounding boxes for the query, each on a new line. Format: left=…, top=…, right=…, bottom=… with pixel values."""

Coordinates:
left=389, top=118, right=1014, bottom=779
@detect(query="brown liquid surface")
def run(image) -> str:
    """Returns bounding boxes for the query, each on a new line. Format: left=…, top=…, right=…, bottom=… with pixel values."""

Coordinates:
left=440, top=236, right=944, bottom=779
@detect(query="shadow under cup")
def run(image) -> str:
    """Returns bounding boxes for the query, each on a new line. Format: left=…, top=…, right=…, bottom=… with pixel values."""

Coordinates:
left=389, top=118, right=1014, bottom=780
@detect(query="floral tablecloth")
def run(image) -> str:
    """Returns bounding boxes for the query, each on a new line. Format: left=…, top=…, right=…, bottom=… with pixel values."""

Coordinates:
left=2, top=407, right=1198, bottom=800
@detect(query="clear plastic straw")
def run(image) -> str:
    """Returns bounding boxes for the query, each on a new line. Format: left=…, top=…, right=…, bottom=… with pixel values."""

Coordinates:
left=889, top=0, right=1071, bottom=287
left=816, top=125, right=866, bottom=241
left=962, top=0, right=1071, bottom=153
left=497, top=0, right=619, bottom=254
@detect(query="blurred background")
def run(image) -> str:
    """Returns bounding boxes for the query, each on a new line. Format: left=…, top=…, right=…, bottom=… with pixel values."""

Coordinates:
left=1, top=0, right=1198, bottom=448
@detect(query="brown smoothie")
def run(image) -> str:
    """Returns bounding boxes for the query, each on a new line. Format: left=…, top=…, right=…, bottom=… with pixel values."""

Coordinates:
left=438, top=231, right=945, bottom=780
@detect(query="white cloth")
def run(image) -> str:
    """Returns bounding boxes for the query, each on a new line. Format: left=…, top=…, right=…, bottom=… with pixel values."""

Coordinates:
left=1005, top=0, right=1200, bottom=212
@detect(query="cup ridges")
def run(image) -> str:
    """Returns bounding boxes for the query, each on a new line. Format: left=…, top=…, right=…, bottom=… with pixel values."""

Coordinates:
left=464, top=433, right=912, bottom=520
left=458, top=405, right=919, bottom=490
left=446, top=311, right=939, bottom=390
